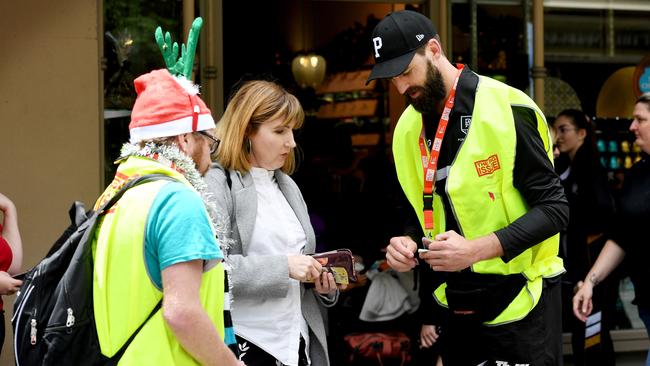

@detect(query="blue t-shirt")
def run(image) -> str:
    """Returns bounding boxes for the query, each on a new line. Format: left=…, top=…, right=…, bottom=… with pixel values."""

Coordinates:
left=143, top=182, right=237, bottom=349
left=145, top=182, right=222, bottom=289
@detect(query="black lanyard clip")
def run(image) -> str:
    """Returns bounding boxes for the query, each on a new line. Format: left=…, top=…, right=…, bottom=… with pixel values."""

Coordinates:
left=423, top=194, right=434, bottom=210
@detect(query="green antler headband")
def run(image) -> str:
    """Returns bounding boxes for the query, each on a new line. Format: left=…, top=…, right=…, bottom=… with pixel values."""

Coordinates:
left=155, top=17, right=203, bottom=79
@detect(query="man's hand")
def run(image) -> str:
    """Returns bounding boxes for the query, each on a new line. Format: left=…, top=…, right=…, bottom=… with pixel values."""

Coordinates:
left=420, top=231, right=503, bottom=272
left=572, top=280, right=594, bottom=322
left=386, top=236, right=418, bottom=272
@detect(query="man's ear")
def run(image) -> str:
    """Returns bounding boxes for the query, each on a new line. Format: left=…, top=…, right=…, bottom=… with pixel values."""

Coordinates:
left=426, top=37, right=443, bottom=59
left=175, top=133, right=191, bottom=154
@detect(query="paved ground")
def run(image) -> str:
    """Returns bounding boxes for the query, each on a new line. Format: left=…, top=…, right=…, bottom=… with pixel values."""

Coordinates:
left=564, top=351, right=647, bottom=365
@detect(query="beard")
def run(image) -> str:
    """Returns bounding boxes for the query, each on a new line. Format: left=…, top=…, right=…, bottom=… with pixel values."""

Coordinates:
left=406, top=61, right=447, bottom=115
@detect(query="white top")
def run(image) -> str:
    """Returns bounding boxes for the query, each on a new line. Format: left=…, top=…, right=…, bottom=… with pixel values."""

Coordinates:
left=232, top=167, right=310, bottom=366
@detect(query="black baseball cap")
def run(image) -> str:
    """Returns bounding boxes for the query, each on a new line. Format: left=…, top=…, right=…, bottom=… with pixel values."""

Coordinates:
left=367, top=10, right=437, bottom=84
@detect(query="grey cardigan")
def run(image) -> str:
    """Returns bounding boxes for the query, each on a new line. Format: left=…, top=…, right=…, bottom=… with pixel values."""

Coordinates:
left=204, top=162, right=331, bottom=366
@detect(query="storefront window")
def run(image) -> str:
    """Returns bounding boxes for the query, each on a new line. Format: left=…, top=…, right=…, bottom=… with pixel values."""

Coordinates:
left=451, top=1, right=529, bottom=91
left=545, top=6, right=650, bottom=115
left=103, top=0, right=183, bottom=184
left=546, top=7, right=650, bottom=59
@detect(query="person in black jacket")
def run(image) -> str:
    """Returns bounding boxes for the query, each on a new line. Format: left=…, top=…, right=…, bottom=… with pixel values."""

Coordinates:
left=553, top=109, right=616, bottom=365
left=574, top=93, right=650, bottom=366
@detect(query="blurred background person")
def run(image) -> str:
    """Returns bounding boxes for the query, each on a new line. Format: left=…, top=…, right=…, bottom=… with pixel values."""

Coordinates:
left=206, top=80, right=342, bottom=366
left=573, top=93, right=650, bottom=366
left=553, top=109, right=616, bottom=365
left=0, top=192, right=23, bottom=355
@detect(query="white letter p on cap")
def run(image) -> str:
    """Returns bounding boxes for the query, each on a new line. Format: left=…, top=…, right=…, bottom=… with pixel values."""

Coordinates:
left=373, top=37, right=383, bottom=58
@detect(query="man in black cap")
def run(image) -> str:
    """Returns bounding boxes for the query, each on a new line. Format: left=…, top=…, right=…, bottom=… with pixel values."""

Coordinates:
left=373, top=10, right=569, bottom=366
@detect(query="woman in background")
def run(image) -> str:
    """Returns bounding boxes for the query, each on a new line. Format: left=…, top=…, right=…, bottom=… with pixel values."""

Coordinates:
left=0, top=192, right=23, bottom=355
left=553, top=109, right=615, bottom=365
left=574, top=93, right=650, bottom=366
left=205, top=80, right=341, bottom=366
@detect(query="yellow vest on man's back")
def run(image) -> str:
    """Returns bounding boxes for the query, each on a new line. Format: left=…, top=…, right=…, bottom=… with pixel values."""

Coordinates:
left=392, top=76, right=564, bottom=325
left=92, top=156, right=226, bottom=364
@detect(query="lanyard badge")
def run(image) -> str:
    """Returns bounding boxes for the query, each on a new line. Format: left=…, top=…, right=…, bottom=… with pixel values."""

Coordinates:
left=419, top=65, right=464, bottom=238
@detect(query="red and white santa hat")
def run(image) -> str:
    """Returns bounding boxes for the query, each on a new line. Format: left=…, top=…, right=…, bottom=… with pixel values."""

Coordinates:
left=129, top=69, right=215, bottom=142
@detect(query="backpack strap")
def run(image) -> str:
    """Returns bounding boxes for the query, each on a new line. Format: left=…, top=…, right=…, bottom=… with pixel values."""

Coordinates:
left=106, top=300, right=162, bottom=364
left=98, top=173, right=178, bottom=213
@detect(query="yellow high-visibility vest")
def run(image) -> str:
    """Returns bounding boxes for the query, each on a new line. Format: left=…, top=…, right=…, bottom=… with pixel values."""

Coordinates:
left=92, top=156, right=226, bottom=364
left=392, top=75, right=564, bottom=325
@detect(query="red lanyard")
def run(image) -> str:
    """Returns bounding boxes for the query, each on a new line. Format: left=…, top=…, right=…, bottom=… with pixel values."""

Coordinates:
left=419, top=64, right=464, bottom=236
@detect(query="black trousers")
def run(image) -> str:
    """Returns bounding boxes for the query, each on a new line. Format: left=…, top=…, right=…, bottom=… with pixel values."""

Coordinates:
left=562, top=239, right=617, bottom=366
left=236, top=335, right=308, bottom=366
left=439, top=278, right=562, bottom=366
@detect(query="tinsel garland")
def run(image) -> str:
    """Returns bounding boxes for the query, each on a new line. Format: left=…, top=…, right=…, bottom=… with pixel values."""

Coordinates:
left=119, top=142, right=235, bottom=257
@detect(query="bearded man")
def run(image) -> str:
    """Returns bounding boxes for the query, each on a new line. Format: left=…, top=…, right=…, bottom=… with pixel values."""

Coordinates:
left=369, top=10, right=569, bottom=366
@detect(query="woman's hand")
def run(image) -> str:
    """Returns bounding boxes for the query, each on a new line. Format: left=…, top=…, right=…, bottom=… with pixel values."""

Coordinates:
left=419, top=324, right=439, bottom=348
left=573, top=280, right=594, bottom=322
left=288, top=255, right=322, bottom=282
left=313, top=271, right=337, bottom=295
left=0, top=271, right=22, bottom=296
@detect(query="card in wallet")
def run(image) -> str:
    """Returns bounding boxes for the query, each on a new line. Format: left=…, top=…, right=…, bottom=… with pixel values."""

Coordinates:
left=309, top=249, right=357, bottom=285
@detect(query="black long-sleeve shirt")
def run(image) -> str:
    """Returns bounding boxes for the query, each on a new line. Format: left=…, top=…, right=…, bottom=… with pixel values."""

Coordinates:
left=557, top=144, right=615, bottom=283
left=401, top=67, right=569, bottom=263
left=609, top=153, right=650, bottom=308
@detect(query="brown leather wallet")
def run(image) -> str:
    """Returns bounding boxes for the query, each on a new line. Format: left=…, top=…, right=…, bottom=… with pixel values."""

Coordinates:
left=309, top=249, right=357, bottom=285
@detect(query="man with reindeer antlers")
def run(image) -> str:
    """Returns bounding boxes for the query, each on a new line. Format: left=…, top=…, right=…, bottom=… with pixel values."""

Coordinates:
left=91, top=18, right=242, bottom=365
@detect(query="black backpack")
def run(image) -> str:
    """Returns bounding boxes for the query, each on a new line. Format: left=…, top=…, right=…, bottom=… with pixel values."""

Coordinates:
left=12, top=174, right=175, bottom=366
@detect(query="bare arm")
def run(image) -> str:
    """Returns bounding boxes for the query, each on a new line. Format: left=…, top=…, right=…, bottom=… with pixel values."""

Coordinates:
left=0, top=193, right=22, bottom=274
left=469, top=232, right=504, bottom=262
left=572, top=239, right=626, bottom=322
left=584, top=239, right=626, bottom=286
left=0, top=271, right=22, bottom=295
left=162, top=260, right=241, bottom=366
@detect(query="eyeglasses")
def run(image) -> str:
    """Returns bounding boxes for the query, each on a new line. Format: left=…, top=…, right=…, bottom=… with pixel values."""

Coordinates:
left=196, top=131, right=220, bottom=154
